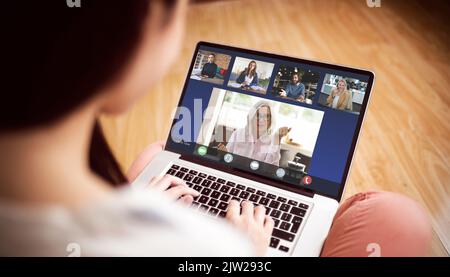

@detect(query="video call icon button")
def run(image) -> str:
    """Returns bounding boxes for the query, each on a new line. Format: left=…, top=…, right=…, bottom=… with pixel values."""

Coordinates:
left=276, top=168, right=285, bottom=178
left=250, top=161, right=259, bottom=171
left=224, top=153, right=233, bottom=163
left=197, top=146, right=207, bottom=156
left=302, top=175, right=312, bottom=185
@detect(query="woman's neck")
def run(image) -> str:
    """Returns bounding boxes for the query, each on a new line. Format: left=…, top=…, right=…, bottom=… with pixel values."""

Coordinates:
left=0, top=104, right=113, bottom=207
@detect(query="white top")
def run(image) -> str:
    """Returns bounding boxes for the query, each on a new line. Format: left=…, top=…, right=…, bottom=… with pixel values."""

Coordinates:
left=0, top=187, right=253, bottom=256
left=332, top=95, right=340, bottom=109
left=244, top=75, right=254, bottom=86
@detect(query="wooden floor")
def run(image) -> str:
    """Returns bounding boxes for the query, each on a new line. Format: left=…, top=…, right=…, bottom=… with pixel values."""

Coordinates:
left=101, top=0, right=450, bottom=256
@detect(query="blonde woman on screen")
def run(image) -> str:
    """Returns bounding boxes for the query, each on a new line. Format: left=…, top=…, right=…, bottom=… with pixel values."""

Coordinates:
left=326, top=79, right=353, bottom=111
left=217, top=101, right=291, bottom=166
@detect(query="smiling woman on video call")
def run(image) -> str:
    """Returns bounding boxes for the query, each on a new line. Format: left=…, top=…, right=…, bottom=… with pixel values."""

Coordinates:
left=326, top=79, right=353, bottom=111
left=236, top=60, right=259, bottom=88
left=0, top=0, right=431, bottom=257
left=217, top=101, right=291, bottom=166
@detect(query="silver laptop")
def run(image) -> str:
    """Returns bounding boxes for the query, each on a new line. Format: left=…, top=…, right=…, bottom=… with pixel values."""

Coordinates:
left=132, top=42, right=375, bottom=257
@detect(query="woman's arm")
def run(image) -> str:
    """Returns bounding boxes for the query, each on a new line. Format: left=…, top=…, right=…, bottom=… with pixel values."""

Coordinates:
left=326, top=90, right=335, bottom=106
left=127, top=141, right=165, bottom=182
left=236, top=70, right=245, bottom=84
left=127, top=140, right=273, bottom=256
left=337, top=92, right=352, bottom=110
left=128, top=141, right=200, bottom=205
left=251, top=73, right=259, bottom=87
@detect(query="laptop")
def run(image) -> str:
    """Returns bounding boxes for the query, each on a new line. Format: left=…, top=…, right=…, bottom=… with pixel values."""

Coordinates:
left=132, top=42, right=375, bottom=256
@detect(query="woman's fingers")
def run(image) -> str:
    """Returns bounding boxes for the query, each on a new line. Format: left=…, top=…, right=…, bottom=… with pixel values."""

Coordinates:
left=166, top=185, right=199, bottom=200
left=241, top=201, right=254, bottom=218
left=178, top=195, right=194, bottom=205
left=254, top=205, right=266, bottom=223
left=153, top=174, right=186, bottom=191
left=226, top=200, right=240, bottom=221
left=147, top=174, right=200, bottom=202
left=224, top=200, right=273, bottom=256
left=264, top=215, right=275, bottom=234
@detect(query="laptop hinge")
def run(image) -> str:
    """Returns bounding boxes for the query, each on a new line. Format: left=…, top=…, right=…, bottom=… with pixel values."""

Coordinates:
left=179, top=155, right=315, bottom=199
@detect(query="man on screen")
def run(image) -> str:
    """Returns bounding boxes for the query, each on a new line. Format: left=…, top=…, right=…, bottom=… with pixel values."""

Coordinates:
left=279, top=73, right=305, bottom=102
left=200, top=53, right=218, bottom=78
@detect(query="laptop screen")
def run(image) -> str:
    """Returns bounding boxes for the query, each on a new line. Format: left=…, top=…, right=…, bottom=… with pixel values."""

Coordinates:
left=165, top=42, right=374, bottom=201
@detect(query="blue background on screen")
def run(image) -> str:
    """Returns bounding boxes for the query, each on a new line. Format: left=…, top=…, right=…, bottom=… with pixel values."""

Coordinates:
left=167, top=45, right=371, bottom=199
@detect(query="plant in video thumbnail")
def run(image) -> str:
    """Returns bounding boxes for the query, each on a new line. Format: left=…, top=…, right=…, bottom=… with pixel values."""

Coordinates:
left=227, top=57, right=274, bottom=94
left=197, top=89, right=324, bottom=175
left=318, top=74, right=368, bottom=114
left=270, top=65, right=320, bottom=105
left=190, top=50, right=232, bottom=85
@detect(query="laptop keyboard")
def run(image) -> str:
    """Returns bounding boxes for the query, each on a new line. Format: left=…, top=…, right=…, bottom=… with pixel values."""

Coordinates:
left=166, top=164, right=311, bottom=254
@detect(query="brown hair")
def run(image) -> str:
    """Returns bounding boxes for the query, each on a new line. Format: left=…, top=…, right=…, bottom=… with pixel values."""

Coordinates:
left=3, top=1, right=176, bottom=185
left=291, top=73, right=302, bottom=84
left=245, top=61, right=257, bottom=78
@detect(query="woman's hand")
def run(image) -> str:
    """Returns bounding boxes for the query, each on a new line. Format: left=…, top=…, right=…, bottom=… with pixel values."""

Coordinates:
left=128, top=141, right=165, bottom=182
left=226, top=200, right=274, bottom=256
left=279, top=89, right=287, bottom=97
left=217, top=143, right=228, bottom=152
left=147, top=174, right=199, bottom=205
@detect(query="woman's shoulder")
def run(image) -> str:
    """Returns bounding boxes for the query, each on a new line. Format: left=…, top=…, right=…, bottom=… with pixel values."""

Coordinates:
left=0, top=187, right=253, bottom=256
left=86, top=187, right=253, bottom=256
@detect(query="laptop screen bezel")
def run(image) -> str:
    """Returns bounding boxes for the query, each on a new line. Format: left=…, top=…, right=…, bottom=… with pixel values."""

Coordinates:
left=164, top=41, right=375, bottom=203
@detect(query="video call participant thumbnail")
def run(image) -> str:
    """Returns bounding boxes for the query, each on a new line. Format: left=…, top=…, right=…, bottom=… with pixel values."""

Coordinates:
left=318, top=74, right=368, bottom=114
left=235, top=60, right=259, bottom=88
left=190, top=50, right=231, bottom=85
left=279, top=72, right=305, bottom=101
left=200, top=53, right=217, bottom=78
left=271, top=65, right=320, bottom=105
left=228, top=57, right=274, bottom=94
left=326, top=79, right=353, bottom=111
